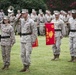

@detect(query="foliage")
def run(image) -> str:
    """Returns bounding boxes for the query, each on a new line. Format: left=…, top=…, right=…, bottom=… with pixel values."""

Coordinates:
left=44, top=0, right=76, bottom=11
left=0, top=0, right=47, bottom=14
left=0, top=0, right=76, bottom=14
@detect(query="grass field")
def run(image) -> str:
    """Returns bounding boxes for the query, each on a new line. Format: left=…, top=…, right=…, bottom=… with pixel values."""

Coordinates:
left=0, top=36, right=76, bottom=75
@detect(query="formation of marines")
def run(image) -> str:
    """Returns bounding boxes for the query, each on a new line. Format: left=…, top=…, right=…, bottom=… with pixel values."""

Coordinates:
left=0, top=8, right=76, bottom=72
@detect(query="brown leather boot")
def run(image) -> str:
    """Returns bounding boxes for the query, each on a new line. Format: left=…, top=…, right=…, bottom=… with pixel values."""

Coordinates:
left=20, top=65, right=29, bottom=72
left=51, top=54, right=57, bottom=61
left=68, top=56, right=74, bottom=62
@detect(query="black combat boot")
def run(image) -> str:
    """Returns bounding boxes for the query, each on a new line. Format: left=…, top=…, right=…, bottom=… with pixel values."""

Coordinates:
left=20, top=65, right=29, bottom=72
left=51, top=54, right=57, bottom=61
left=68, top=56, right=74, bottom=62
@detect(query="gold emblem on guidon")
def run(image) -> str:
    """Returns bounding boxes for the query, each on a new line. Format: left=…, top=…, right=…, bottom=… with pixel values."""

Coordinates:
left=49, top=31, right=53, bottom=38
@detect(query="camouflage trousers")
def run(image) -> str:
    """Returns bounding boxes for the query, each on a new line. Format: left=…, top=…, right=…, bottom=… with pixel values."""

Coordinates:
left=21, top=42, right=32, bottom=66
left=1, top=45, right=11, bottom=66
left=69, top=37, right=76, bottom=57
left=65, top=24, right=69, bottom=36
left=52, top=37, right=61, bottom=55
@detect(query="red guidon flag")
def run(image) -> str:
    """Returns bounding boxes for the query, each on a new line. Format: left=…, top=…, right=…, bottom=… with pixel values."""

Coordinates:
left=45, top=23, right=55, bottom=45
left=32, top=38, right=38, bottom=47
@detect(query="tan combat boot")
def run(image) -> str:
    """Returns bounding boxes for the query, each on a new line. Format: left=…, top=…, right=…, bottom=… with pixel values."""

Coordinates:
left=2, top=65, right=6, bottom=70
left=73, top=57, right=76, bottom=62
left=51, top=54, right=57, bottom=61
left=20, top=65, right=29, bottom=72
left=68, top=56, right=74, bottom=62
left=55, top=54, right=60, bottom=61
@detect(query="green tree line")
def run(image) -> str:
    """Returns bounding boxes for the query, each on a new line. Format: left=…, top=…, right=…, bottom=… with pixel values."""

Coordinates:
left=0, top=0, right=47, bottom=14
left=0, top=0, right=76, bottom=14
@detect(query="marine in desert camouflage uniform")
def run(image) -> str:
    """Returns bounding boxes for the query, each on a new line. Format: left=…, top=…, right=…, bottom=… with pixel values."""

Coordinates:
left=0, top=16, right=15, bottom=70
left=16, top=9, right=37, bottom=72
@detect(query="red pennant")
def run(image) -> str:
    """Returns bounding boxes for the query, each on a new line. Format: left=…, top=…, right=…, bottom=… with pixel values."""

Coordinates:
left=45, top=23, right=55, bottom=45
left=32, top=38, right=38, bottom=47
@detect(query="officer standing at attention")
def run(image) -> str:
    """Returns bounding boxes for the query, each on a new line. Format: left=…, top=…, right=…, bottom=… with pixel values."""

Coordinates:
left=0, top=16, right=15, bottom=70
left=30, top=9, right=38, bottom=35
left=9, top=13, right=16, bottom=30
left=37, top=11, right=45, bottom=36
left=15, top=10, right=21, bottom=35
left=0, top=9, right=5, bottom=21
left=45, top=10, right=52, bottom=23
left=51, top=11, right=66, bottom=61
left=17, top=9, right=37, bottom=72
left=68, top=10, right=76, bottom=62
